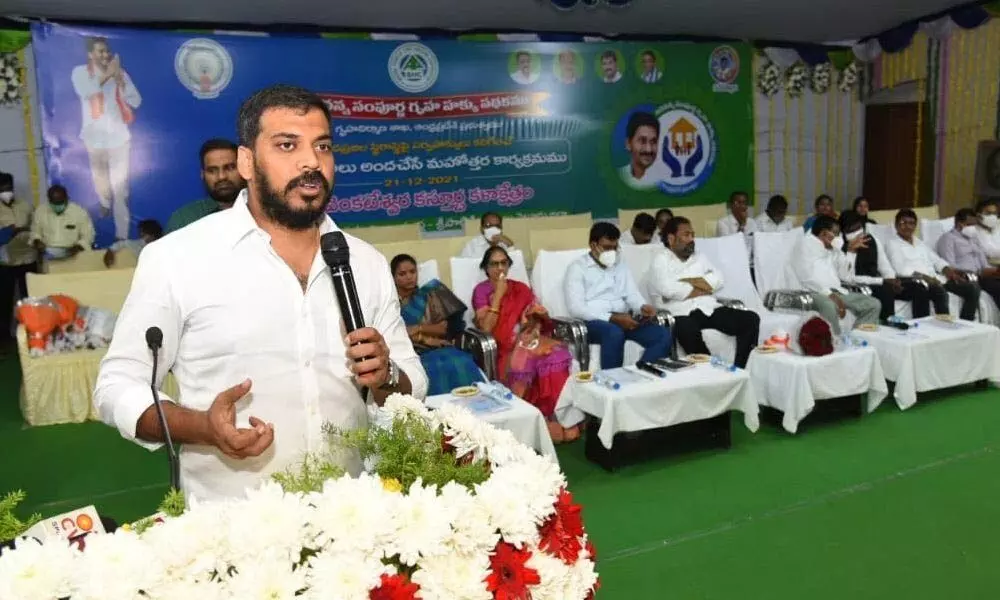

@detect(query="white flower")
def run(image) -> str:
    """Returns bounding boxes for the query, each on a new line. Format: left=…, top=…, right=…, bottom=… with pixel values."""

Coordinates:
left=222, top=481, right=312, bottom=569
left=225, top=556, right=306, bottom=600
left=474, top=460, right=562, bottom=547
left=438, top=481, right=499, bottom=556
left=302, top=549, right=391, bottom=600
left=411, top=553, right=492, bottom=600
left=526, top=547, right=572, bottom=599
left=72, top=529, right=163, bottom=599
left=142, top=501, right=232, bottom=582
left=308, top=472, right=400, bottom=555
left=142, top=577, right=230, bottom=600
left=379, top=392, right=436, bottom=424
left=0, top=537, right=77, bottom=600
left=390, top=479, right=454, bottom=565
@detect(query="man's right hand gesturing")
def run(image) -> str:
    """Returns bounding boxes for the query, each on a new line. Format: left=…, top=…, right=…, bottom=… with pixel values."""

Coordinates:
left=206, top=379, right=274, bottom=459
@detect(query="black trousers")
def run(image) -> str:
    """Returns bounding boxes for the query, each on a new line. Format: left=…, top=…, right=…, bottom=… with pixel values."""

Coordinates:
left=939, top=280, right=980, bottom=321
left=673, top=307, right=760, bottom=369
left=0, top=263, right=37, bottom=343
left=870, top=278, right=946, bottom=320
left=979, top=276, right=1000, bottom=309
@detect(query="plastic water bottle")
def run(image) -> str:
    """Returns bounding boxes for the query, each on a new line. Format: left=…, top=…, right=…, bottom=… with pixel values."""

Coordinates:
left=709, top=356, right=737, bottom=372
left=476, top=381, right=513, bottom=401
left=840, top=333, right=869, bottom=348
left=593, top=372, right=621, bottom=390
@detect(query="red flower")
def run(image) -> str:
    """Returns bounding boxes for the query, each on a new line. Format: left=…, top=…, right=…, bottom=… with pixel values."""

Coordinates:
left=486, top=542, right=540, bottom=600
left=585, top=539, right=597, bottom=561
left=539, top=488, right=585, bottom=564
left=370, top=573, right=420, bottom=600
left=553, top=489, right=584, bottom=538
left=798, top=316, right=833, bottom=356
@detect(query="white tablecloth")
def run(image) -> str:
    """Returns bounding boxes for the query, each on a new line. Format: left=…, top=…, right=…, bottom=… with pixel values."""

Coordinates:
left=425, top=394, right=558, bottom=460
left=853, top=317, right=1000, bottom=410
left=553, top=364, right=760, bottom=449
left=745, top=346, right=889, bottom=434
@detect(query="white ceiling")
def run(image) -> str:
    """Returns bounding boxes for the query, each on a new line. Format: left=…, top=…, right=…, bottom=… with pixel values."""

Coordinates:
left=0, top=0, right=972, bottom=43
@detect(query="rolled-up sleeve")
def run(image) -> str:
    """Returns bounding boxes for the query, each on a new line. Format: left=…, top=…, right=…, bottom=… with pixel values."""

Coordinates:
left=372, top=254, right=428, bottom=400
left=94, top=242, right=181, bottom=450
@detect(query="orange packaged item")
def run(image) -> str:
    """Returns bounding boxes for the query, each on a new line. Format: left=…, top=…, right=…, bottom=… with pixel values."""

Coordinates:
left=15, top=297, right=62, bottom=352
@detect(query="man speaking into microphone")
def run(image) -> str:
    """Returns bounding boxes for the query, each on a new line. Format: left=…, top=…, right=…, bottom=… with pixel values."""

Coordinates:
left=94, top=85, right=428, bottom=502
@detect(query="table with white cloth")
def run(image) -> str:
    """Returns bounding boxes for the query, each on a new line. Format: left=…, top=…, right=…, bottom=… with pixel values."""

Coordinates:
left=852, top=317, right=1000, bottom=410
left=424, top=394, right=557, bottom=460
left=554, top=364, right=759, bottom=463
left=745, top=346, right=889, bottom=434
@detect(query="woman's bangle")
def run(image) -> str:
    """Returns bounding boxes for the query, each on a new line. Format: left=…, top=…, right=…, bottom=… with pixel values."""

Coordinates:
left=488, top=307, right=500, bottom=315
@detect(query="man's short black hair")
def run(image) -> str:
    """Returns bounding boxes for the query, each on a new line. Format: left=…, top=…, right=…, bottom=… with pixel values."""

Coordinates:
left=839, top=209, right=864, bottom=232
left=815, top=194, right=833, bottom=208
left=589, top=221, right=620, bottom=244
left=480, top=212, right=502, bottom=227
left=237, top=85, right=330, bottom=148
left=85, top=36, right=108, bottom=52
left=625, top=111, right=659, bottom=141
left=632, top=212, right=656, bottom=235
left=975, top=198, right=998, bottom=213
left=138, top=219, right=164, bottom=240
left=895, top=208, right=918, bottom=225
left=662, top=216, right=691, bottom=238
left=955, top=207, right=977, bottom=224
left=729, top=190, right=749, bottom=203
left=47, top=184, right=68, bottom=199
left=199, top=138, right=238, bottom=168
left=767, top=194, right=787, bottom=211
left=811, top=214, right=838, bottom=236
left=0, top=172, right=12, bottom=188
left=655, top=208, right=674, bottom=221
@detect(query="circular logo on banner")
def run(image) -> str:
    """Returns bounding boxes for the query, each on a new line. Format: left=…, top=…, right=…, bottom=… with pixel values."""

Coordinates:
left=175, top=38, right=233, bottom=100
left=709, top=45, right=740, bottom=93
left=652, top=102, right=717, bottom=196
left=387, top=43, right=439, bottom=93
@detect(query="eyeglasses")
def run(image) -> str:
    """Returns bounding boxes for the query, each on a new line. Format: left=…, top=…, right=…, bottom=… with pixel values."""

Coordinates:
left=487, top=260, right=511, bottom=268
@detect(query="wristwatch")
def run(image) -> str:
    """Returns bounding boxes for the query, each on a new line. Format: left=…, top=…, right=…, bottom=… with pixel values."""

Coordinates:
left=379, top=359, right=401, bottom=390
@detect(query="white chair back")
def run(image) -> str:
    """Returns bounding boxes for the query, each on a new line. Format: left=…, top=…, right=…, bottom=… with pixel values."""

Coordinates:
left=919, top=217, right=953, bottom=251
left=417, top=259, right=439, bottom=287
left=618, top=244, right=659, bottom=300
left=695, top=234, right=765, bottom=312
left=753, top=229, right=804, bottom=298
left=866, top=223, right=893, bottom=245
left=530, top=249, right=588, bottom=317
left=449, top=249, right=530, bottom=326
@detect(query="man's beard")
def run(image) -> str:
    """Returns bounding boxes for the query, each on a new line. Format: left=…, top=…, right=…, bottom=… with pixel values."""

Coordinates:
left=207, top=181, right=241, bottom=205
left=254, top=162, right=331, bottom=230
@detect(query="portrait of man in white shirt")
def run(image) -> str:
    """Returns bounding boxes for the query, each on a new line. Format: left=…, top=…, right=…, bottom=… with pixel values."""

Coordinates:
left=639, top=50, right=662, bottom=84
left=510, top=50, right=539, bottom=85
left=556, top=50, right=579, bottom=85
left=619, top=111, right=660, bottom=191
left=70, top=36, right=142, bottom=241
left=95, top=85, right=427, bottom=502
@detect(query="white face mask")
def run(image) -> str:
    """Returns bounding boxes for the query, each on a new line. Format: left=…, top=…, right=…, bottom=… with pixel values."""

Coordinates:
left=844, top=229, right=864, bottom=241
left=0, top=191, right=12, bottom=203
left=962, top=225, right=979, bottom=238
left=981, top=214, right=999, bottom=229
left=597, top=249, right=618, bottom=268
left=483, top=226, right=502, bottom=240
left=830, top=237, right=844, bottom=251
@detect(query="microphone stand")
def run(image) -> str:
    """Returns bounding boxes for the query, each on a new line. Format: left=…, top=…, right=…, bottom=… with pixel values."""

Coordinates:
left=146, top=329, right=180, bottom=493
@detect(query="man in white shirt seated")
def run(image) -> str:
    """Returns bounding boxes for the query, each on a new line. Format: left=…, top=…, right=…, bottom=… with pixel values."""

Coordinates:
left=619, top=212, right=656, bottom=245
left=886, top=208, right=979, bottom=321
left=936, top=207, right=1000, bottom=308
left=755, top=194, right=794, bottom=233
left=94, top=85, right=428, bottom=502
left=647, top=217, right=760, bottom=368
left=716, top=190, right=758, bottom=280
left=973, top=198, right=1000, bottom=263
left=459, top=211, right=514, bottom=258
left=564, top=222, right=671, bottom=369
left=791, top=215, right=881, bottom=334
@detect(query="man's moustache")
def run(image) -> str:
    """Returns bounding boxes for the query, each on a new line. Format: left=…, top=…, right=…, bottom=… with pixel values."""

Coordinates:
left=287, top=172, right=329, bottom=192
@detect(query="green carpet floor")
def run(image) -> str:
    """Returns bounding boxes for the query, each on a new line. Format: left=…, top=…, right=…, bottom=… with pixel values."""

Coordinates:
left=2, top=352, right=999, bottom=598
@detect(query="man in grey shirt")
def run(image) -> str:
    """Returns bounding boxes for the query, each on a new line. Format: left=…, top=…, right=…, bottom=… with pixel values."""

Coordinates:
left=937, top=208, right=1000, bottom=308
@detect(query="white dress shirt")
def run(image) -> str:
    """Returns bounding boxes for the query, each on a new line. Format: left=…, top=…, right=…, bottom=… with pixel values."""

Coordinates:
left=459, top=234, right=512, bottom=259
left=94, top=192, right=427, bottom=502
left=564, top=253, right=646, bottom=322
left=974, top=226, right=1000, bottom=261
left=885, top=235, right=950, bottom=283
left=71, top=65, right=142, bottom=150
left=791, top=233, right=851, bottom=295
left=755, top=213, right=793, bottom=233
left=619, top=229, right=636, bottom=245
left=646, top=249, right=723, bottom=316
left=716, top=213, right=757, bottom=264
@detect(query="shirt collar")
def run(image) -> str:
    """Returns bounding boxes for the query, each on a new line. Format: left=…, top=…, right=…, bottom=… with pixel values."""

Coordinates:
left=221, top=189, right=339, bottom=248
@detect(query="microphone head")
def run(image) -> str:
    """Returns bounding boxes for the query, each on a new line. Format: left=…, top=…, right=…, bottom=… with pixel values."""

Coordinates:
left=321, top=231, right=351, bottom=268
left=145, top=326, right=163, bottom=350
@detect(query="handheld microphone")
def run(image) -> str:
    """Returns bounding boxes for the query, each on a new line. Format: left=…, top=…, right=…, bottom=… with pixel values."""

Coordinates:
left=635, top=361, right=667, bottom=378
left=145, top=326, right=180, bottom=493
left=320, top=231, right=370, bottom=399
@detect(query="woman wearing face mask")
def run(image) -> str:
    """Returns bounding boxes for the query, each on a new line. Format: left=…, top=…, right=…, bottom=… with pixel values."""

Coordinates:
left=974, top=198, right=1000, bottom=263
left=471, top=246, right=577, bottom=442
left=837, top=210, right=935, bottom=320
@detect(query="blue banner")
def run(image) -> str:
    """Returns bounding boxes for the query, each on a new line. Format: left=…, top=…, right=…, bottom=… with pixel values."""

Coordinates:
left=31, top=23, right=753, bottom=247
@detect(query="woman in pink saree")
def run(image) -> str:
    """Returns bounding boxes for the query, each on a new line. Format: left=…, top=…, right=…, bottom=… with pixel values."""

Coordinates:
left=472, top=246, right=579, bottom=442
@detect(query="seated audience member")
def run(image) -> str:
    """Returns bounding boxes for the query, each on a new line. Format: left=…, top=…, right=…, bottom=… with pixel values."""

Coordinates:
left=564, top=222, right=671, bottom=369
left=620, top=212, right=657, bottom=245
left=167, top=138, right=245, bottom=233
left=791, top=215, right=881, bottom=334
left=936, top=208, right=1000, bottom=308
left=655, top=208, right=674, bottom=235
left=716, top=191, right=757, bottom=237
left=30, top=185, right=95, bottom=257
left=756, top=194, right=793, bottom=232
left=472, top=246, right=577, bottom=442
left=647, top=217, right=760, bottom=367
left=973, top=198, right=1000, bottom=262
left=853, top=196, right=876, bottom=224
left=802, top=194, right=836, bottom=232
left=460, top=212, right=514, bottom=258
left=838, top=210, right=932, bottom=320
left=0, top=171, right=36, bottom=350
left=886, top=208, right=979, bottom=321
left=103, top=219, right=163, bottom=267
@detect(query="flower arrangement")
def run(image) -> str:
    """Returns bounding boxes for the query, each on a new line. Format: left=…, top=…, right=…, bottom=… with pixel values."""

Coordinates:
left=785, top=62, right=808, bottom=98
left=0, top=395, right=599, bottom=599
left=0, top=53, right=21, bottom=107
left=838, top=60, right=860, bottom=93
left=811, top=62, right=832, bottom=94
left=756, top=59, right=781, bottom=97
